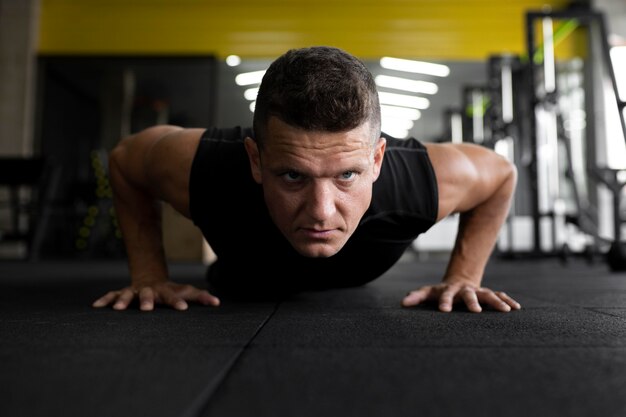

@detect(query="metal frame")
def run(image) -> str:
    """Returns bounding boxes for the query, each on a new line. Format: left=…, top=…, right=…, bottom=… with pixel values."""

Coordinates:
left=525, top=9, right=626, bottom=254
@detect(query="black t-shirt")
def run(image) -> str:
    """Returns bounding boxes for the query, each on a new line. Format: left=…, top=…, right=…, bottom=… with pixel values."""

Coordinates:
left=189, top=127, right=439, bottom=296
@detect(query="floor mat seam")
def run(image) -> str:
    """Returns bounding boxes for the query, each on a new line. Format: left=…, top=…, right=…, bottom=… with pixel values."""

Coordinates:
left=182, top=301, right=282, bottom=417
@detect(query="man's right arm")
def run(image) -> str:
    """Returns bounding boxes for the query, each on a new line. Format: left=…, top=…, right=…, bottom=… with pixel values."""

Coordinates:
left=92, top=125, right=220, bottom=311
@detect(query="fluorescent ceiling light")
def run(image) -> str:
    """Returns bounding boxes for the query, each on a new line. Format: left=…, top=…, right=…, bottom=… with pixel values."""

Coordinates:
left=381, top=124, right=409, bottom=139
left=380, top=57, right=450, bottom=77
left=249, top=101, right=256, bottom=113
left=244, top=87, right=259, bottom=101
left=381, top=117, right=414, bottom=131
left=381, top=105, right=421, bottom=120
left=610, top=46, right=626, bottom=101
left=235, top=70, right=266, bottom=86
left=225, top=55, right=241, bottom=67
left=375, top=75, right=438, bottom=95
left=378, top=92, right=430, bottom=109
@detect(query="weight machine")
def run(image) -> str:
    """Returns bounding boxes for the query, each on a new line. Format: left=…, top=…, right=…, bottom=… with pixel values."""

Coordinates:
left=525, top=9, right=626, bottom=268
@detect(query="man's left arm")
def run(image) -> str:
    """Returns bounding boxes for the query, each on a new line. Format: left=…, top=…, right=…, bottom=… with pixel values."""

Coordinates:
left=402, top=142, right=522, bottom=313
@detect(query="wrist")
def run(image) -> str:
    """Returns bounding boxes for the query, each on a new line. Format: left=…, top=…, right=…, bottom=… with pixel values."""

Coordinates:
left=442, top=274, right=481, bottom=288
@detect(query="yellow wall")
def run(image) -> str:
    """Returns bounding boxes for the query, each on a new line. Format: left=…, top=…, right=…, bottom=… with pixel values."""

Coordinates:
left=39, top=0, right=575, bottom=60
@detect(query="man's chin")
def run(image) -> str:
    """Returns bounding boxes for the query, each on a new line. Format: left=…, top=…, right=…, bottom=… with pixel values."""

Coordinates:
left=293, top=242, right=343, bottom=258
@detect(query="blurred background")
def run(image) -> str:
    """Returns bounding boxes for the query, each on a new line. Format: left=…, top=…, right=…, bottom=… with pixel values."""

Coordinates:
left=1, top=0, right=626, bottom=269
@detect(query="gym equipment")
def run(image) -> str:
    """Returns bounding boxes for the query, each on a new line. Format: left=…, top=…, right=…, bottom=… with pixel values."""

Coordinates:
left=0, top=157, right=59, bottom=260
left=525, top=9, right=626, bottom=269
left=441, top=107, right=464, bottom=144
left=461, top=85, right=490, bottom=145
left=446, top=8, right=625, bottom=268
left=73, top=149, right=123, bottom=258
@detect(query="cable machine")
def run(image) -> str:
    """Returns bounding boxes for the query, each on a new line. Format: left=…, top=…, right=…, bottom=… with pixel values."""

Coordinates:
left=525, top=9, right=626, bottom=268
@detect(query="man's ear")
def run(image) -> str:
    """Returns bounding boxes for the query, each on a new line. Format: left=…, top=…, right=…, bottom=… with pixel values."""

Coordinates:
left=244, top=137, right=262, bottom=184
left=372, top=137, right=386, bottom=181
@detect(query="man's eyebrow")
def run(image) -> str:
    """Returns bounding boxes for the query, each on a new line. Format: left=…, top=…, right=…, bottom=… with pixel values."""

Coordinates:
left=268, top=163, right=298, bottom=172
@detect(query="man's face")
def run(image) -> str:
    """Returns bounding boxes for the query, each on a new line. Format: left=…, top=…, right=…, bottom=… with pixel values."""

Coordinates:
left=245, top=117, right=386, bottom=258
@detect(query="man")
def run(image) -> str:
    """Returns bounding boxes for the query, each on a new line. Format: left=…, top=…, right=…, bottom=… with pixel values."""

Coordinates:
left=93, top=46, right=521, bottom=313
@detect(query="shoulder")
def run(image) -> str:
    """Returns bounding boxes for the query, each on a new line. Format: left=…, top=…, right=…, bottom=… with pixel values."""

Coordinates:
left=110, top=126, right=205, bottom=185
left=422, top=142, right=481, bottom=185
left=423, top=142, right=516, bottom=220
left=142, top=126, right=207, bottom=186
left=143, top=125, right=253, bottom=171
left=423, top=142, right=513, bottom=185
left=109, top=125, right=206, bottom=217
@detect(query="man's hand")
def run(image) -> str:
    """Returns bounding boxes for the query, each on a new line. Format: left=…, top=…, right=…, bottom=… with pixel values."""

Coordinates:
left=401, top=282, right=521, bottom=313
left=92, top=281, right=220, bottom=311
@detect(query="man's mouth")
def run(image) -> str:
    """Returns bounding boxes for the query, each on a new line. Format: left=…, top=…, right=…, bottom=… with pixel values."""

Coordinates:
left=300, top=227, right=336, bottom=239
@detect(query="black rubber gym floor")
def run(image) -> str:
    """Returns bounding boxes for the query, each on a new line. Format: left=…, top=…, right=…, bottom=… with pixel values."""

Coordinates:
left=2, top=256, right=626, bottom=417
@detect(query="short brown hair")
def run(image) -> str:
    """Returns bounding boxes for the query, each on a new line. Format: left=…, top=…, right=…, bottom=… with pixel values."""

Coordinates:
left=253, top=46, right=381, bottom=148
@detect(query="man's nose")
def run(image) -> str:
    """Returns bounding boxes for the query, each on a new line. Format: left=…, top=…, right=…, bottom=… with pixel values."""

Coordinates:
left=306, top=181, right=337, bottom=222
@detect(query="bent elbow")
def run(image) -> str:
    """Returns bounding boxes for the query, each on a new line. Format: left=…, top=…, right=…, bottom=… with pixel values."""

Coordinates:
left=503, top=158, right=518, bottom=194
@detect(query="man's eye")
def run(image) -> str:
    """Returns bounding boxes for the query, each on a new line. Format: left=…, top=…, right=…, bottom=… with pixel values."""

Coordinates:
left=282, top=171, right=302, bottom=181
left=341, top=171, right=356, bottom=180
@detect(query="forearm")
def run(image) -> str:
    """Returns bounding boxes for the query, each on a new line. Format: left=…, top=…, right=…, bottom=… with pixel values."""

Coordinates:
left=443, top=167, right=517, bottom=286
left=110, top=151, right=169, bottom=287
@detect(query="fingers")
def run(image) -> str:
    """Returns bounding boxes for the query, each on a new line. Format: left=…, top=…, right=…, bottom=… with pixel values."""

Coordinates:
left=92, top=290, right=120, bottom=308
left=92, top=283, right=221, bottom=311
left=477, top=289, right=510, bottom=312
left=401, top=284, right=468, bottom=312
left=402, top=284, right=476, bottom=312
left=175, top=284, right=221, bottom=307
left=157, top=285, right=189, bottom=311
left=460, top=287, right=482, bottom=313
left=160, top=284, right=221, bottom=309
left=473, top=289, right=522, bottom=312
left=196, top=291, right=221, bottom=307
left=402, top=283, right=522, bottom=313
left=92, top=288, right=139, bottom=310
left=458, top=287, right=522, bottom=313
left=113, top=288, right=135, bottom=310
left=139, top=287, right=155, bottom=311
left=438, top=287, right=456, bottom=312
left=401, top=287, right=434, bottom=307
left=495, top=291, right=522, bottom=310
